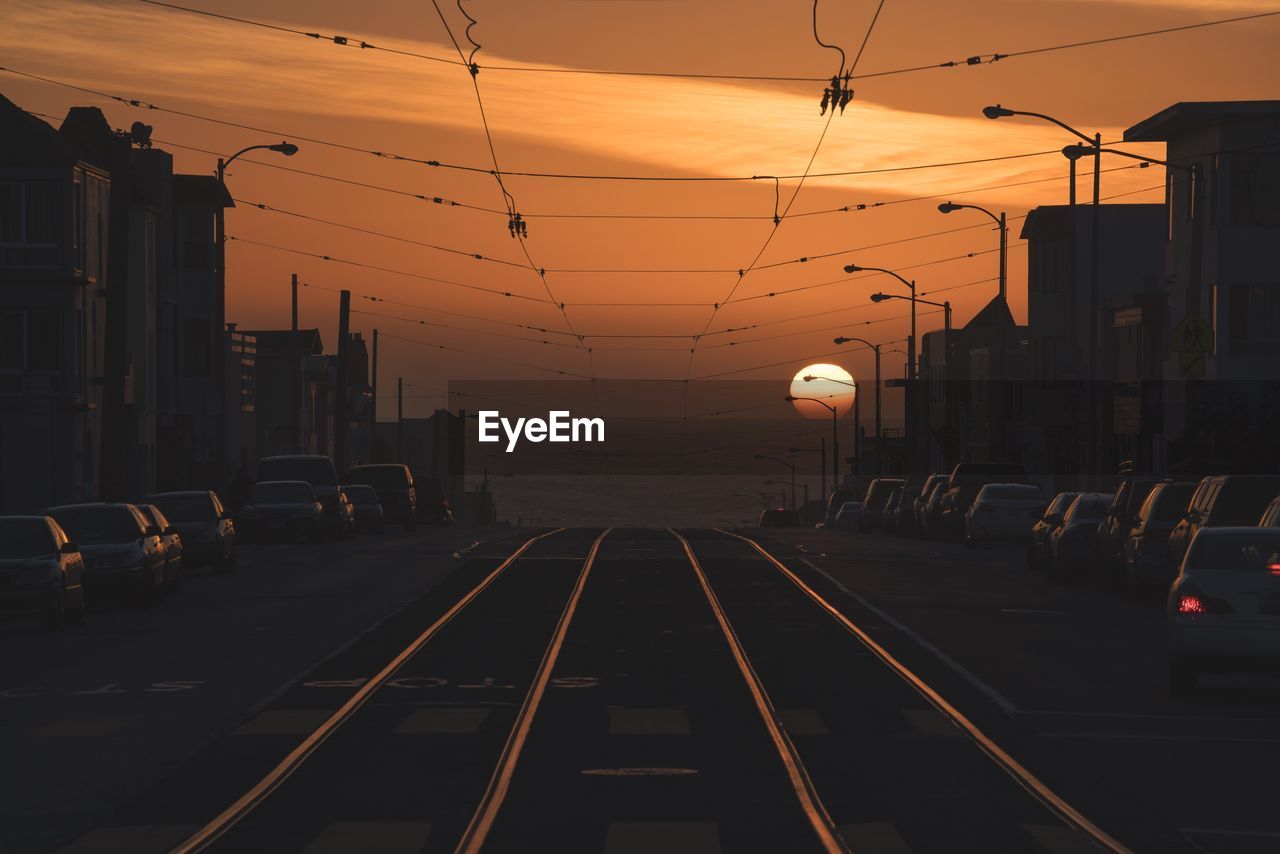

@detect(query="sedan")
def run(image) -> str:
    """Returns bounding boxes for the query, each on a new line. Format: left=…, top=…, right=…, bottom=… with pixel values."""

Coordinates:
left=45, top=503, right=167, bottom=604
left=341, top=485, right=385, bottom=534
left=1121, top=480, right=1197, bottom=600
left=1028, top=492, right=1079, bottom=572
left=136, top=504, right=184, bottom=592
left=1167, top=527, right=1280, bottom=694
left=1048, top=493, right=1112, bottom=583
left=829, top=501, right=862, bottom=532
left=0, top=516, right=86, bottom=628
left=238, top=481, right=325, bottom=542
left=964, top=483, right=1044, bottom=546
left=146, top=490, right=236, bottom=571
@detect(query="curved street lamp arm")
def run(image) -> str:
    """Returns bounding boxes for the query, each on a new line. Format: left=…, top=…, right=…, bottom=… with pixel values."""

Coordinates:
left=1004, top=108, right=1095, bottom=145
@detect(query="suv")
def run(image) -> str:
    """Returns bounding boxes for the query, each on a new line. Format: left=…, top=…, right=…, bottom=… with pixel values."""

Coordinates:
left=257, top=455, right=343, bottom=538
left=1121, top=480, right=1197, bottom=598
left=347, top=464, right=417, bottom=530
left=1167, top=475, right=1280, bottom=570
left=858, top=478, right=904, bottom=532
left=938, top=462, right=1030, bottom=541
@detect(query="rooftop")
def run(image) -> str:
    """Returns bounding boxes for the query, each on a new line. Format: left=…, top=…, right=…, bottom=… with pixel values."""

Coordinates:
left=1125, top=100, right=1280, bottom=142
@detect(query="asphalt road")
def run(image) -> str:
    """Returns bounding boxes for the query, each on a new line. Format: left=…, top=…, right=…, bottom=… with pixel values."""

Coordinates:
left=3, top=525, right=1278, bottom=853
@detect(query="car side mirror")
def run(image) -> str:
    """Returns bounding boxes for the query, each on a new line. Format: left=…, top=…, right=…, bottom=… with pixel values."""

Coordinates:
left=60, top=541, right=79, bottom=554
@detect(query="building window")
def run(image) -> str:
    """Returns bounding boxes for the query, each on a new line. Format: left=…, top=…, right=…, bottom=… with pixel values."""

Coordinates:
left=182, top=212, right=214, bottom=270
left=1228, top=284, right=1280, bottom=355
left=0, top=309, right=63, bottom=394
left=1230, top=152, right=1280, bottom=228
left=0, top=181, right=60, bottom=267
left=183, top=317, right=212, bottom=377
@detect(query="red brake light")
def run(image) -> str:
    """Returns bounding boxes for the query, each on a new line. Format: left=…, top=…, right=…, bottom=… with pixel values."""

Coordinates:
left=1269, top=563, right=1280, bottom=576
left=1178, top=594, right=1206, bottom=614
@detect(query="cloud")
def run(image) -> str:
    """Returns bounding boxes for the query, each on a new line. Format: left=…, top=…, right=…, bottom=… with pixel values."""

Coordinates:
left=2, top=0, right=1165, bottom=205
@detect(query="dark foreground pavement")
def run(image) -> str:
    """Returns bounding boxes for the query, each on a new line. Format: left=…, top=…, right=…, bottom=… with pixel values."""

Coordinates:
left=5, top=526, right=1278, bottom=853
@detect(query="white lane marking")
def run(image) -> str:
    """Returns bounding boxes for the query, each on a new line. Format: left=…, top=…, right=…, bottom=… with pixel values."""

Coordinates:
left=797, top=557, right=1019, bottom=715
left=608, top=707, right=691, bottom=736
left=604, top=822, right=721, bottom=854
left=393, top=707, right=491, bottom=734
left=54, top=825, right=199, bottom=854
left=301, top=821, right=431, bottom=854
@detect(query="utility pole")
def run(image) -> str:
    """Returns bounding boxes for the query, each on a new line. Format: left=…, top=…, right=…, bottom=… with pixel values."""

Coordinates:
left=370, top=329, right=379, bottom=458
left=397, top=377, right=404, bottom=463
left=335, top=290, right=351, bottom=473
left=820, top=436, right=827, bottom=504
left=1087, top=132, right=1102, bottom=489
left=291, top=273, right=298, bottom=331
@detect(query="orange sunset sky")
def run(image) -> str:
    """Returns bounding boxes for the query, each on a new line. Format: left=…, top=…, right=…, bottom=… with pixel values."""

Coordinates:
left=4, top=0, right=1278, bottom=421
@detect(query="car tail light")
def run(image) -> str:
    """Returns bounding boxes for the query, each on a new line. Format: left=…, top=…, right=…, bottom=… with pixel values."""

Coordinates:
left=1178, top=595, right=1206, bottom=614
left=1269, top=562, right=1280, bottom=576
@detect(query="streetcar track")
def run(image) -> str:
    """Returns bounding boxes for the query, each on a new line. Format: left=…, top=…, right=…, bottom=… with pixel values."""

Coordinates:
left=710, top=528, right=1131, bottom=854
left=171, top=527, right=577, bottom=854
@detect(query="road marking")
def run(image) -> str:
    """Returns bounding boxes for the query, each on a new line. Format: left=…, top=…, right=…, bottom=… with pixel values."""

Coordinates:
left=301, top=822, right=431, bottom=854
left=723, top=530, right=1131, bottom=854
left=779, top=708, right=830, bottom=736
left=173, top=528, right=570, bottom=854
left=54, top=825, right=198, bottom=854
left=455, top=529, right=612, bottom=854
left=1023, top=824, right=1103, bottom=853
left=672, top=529, right=848, bottom=854
left=234, top=709, right=333, bottom=736
left=796, top=557, right=1019, bottom=715
left=394, top=707, right=492, bottom=734
left=608, top=707, right=691, bottom=735
left=582, top=767, right=699, bottom=776
left=902, top=708, right=963, bottom=737
left=837, top=822, right=913, bottom=853
left=603, top=822, right=721, bottom=854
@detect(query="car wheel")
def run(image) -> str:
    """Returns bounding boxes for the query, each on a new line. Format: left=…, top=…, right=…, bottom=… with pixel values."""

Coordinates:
left=1169, top=655, right=1198, bottom=696
left=44, top=589, right=67, bottom=630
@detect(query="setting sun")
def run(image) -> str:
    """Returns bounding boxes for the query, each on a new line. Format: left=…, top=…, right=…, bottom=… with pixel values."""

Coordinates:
left=790, top=363, right=856, bottom=418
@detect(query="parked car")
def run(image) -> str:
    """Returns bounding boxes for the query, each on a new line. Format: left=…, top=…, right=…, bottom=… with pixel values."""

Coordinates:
left=882, top=488, right=904, bottom=535
left=256, top=455, right=344, bottom=537
left=938, top=463, right=1031, bottom=541
left=238, top=481, right=325, bottom=542
left=342, top=485, right=385, bottom=533
left=758, top=507, right=800, bottom=528
left=44, top=503, right=167, bottom=603
left=858, top=478, right=904, bottom=532
left=1048, top=493, right=1112, bottom=582
left=414, top=476, right=456, bottom=526
left=824, top=486, right=860, bottom=528
left=921, top=481, right=948, bottom=539
left=893, top=474, right=927, bottom=536
left=963, top=483, right=1044, bottom=546
left=1027, top=492, right=1079, bottom=572
left=1261, top=497, right=1280, bottom=528
left=0, top=516, right=86, bottom=628
left=1120, top=481, right=1198, bottom=599
left=1097, top=472, right=1164, bottom=577
left=829, top=501, right=862, bottom=532
left=1167, top=475, right=1280, bottom=572
left=146, top=490, right=236, bottom=571
left=1166, top=527, right=1280, bottom=694
left=914, top=474, right=947, bottom=534
left=135, top=504, right=184, bottom=592
left=347, top=464, right=417, bottom=530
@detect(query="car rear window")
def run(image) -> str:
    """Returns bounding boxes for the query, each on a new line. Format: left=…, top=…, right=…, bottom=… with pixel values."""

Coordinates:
left=0, top=520, right=56, bottom=557
left=1068, top=496, right=1110, bottom=521
left=1151, top=484, right=1197, bottom=523
left=343, top=485, right=379, bottom=502
left=47, top=506, right=141, bottom=544
left=258, top=458, right=338, bottom=486
left=348, top=466, right=410, bottom=491
left=251, top=482, right=315, bottom=504
left=1211, top=479, right=1280, bottom=525
left=1046, top=493, right=1078, bottom=515
left=984, top=485, right=1041, bottom=500
left=1185, top=533, right=1280, bottom=572
left=149, top=495, right=215, bottom=522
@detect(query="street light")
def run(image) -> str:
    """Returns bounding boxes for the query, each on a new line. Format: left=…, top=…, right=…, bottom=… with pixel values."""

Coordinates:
left=766, top=479, right=809, bottom=507
left=843, top=263, right=916, bottom=380
left=784, top=396, right=841, bottom=487
left=826, top=337, right=882, bottom=473
left=754, top=454, right=796, bottom=510
left=214, top=141, right=299, bottom=468
left=983, top=104, right=1103, bottom=485
left=938, top=201, right=1007, bottom=300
